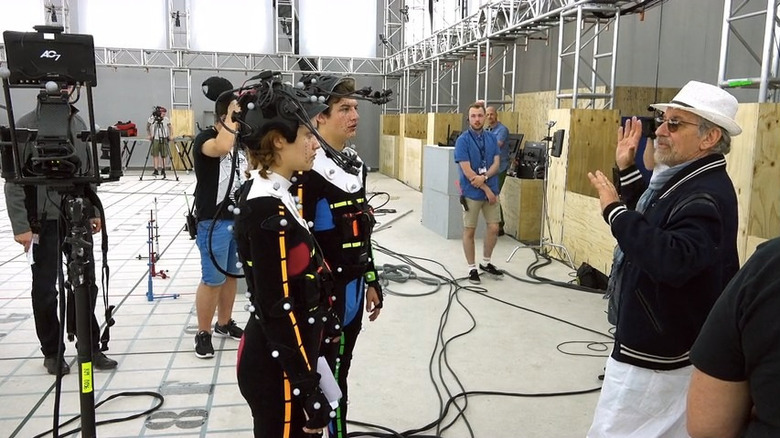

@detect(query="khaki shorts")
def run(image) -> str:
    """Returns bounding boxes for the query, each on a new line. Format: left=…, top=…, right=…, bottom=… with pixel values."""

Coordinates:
left=151, top=139, right=168, bottom=157
left=462, top=197, right=501, bottom=228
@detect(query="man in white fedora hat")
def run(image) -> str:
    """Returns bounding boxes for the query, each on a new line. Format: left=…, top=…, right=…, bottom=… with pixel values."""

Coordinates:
left=585, top=80, right=741, bottom=437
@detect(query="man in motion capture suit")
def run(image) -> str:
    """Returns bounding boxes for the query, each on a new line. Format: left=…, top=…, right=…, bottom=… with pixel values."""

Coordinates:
left=293, top=73, right=384, bottom=438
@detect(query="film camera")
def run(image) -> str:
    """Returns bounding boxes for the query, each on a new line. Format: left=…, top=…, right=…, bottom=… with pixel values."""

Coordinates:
left=151, top=105, right=166, bottom=122
left=0, top=25, right=122, bottom=187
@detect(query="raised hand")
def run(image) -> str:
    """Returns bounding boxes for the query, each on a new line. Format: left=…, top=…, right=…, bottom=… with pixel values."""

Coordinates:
left=616, top=116, right=643, bottom=170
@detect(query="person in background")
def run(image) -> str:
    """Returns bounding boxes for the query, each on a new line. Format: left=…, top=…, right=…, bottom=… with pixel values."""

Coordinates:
left=454, top=101, right=504, bottom=285
left=146, top=106, right=173, bottom=177
left=485, top=106, right=509, bottom=236
left=191, top=77, right=245, bottom=359
left=4, top=85, right=117, bottom=375
left=586, top=81, right=741, bottom=437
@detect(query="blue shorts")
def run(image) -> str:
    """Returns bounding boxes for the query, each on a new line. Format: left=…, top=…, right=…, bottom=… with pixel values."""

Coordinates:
left=196, top=219, right=241, bottom=286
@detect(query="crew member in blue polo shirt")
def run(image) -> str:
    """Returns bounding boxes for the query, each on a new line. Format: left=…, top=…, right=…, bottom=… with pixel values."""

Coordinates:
left=454, top=101, right=504, bottom=284
left=485, top=105, right=510, bottom=235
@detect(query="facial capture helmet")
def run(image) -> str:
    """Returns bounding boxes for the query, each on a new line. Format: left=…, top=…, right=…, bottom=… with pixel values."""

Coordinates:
left=299, top=73, right=393, bottom=105
left=237, top=80, right=327, bottom=149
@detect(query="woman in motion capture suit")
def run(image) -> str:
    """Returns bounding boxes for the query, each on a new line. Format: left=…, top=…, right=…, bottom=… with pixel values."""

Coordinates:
left=228, top=74, right=341, bottom=437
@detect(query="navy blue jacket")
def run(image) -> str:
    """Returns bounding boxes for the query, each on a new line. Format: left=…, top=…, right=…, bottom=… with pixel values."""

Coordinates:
left=603, top=154, right=739, bottom=370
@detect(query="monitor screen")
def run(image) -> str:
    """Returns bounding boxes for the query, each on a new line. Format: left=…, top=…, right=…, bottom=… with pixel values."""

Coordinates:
left=3, top=29, right=97, bottom=86
left=551, top=129, right=565, bottom=158
left=506, top=133, right=524, bottom=156
left=448, top=130, right=461, bottom=146
left=522, top=141, right=547, bottom=163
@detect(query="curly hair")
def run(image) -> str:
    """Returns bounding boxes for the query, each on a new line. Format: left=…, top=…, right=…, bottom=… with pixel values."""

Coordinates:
left=245, top=129, right=285, bottom=179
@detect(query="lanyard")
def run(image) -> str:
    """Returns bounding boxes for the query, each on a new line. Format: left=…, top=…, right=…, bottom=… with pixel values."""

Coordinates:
left=467, top=130, right=486, bottom=165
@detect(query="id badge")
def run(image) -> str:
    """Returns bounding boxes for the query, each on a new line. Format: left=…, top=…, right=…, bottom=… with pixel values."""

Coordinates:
left=478, top=166, right=487, bottom=175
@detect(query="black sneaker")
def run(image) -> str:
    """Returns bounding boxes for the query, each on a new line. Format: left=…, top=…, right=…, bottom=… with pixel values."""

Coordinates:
left=43, top=356, right=70, bottom=376
left=468, top=269, right=481, bottom=284
left=152, top=169, right=159, bottom=176
left=479, top=263, right=504, bottom=278
left=194, top=331, right=215, bottom=359
left=214, top=319, right=244, bottom=341
left=93, top=351, right=118, bottom=370
left=161, top=169, right=166, bottom=179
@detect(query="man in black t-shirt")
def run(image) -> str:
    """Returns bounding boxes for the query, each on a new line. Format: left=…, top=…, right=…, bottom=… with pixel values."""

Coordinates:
left=191, top=77, right=245, bottom=358
left=688, top=237, right=780, bottom=438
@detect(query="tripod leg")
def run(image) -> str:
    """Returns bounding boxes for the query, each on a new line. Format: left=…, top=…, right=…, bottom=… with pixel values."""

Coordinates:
left=166, top=140, right=179, bottom=181
left=140, top=139, right=154, bottom=180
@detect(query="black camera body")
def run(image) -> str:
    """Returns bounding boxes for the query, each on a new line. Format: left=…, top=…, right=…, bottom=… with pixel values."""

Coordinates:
left=0, top=26, right=122, bottom=188
left=151, top=106, right=165, bottom=122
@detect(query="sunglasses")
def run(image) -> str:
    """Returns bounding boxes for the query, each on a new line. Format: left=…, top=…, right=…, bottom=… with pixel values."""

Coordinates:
left=654, top=116, right=701, bottom=133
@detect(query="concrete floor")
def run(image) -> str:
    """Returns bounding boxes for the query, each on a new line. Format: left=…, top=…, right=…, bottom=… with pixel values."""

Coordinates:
left=0, top=170, right=613, bottom=437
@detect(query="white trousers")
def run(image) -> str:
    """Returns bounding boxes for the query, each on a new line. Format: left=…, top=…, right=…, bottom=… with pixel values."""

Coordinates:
left=587, top=357, right=692, bottom=438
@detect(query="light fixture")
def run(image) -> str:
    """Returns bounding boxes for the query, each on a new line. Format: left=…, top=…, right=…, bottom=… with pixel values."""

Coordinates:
left=172, top=11, right=181, bottom=28
left=378, top=34, right=389, bottom=45
left=400, top=6, right=409, bottom=23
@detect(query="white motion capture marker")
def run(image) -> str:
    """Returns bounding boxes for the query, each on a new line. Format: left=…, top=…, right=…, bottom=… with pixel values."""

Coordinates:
left=236, top=261, right=242, bottom=269
left=330, top=411, right=337, bottom=418
left=233, top=207, right=241, bottom=215
left=0, top=67, right=11, bottom=79
left=227, top=225, right=233, bottom=232
left=331, top=295, right=337, bottom=301
left=248, top=305, right=256, bottom=312
left=293, top=388, right=301, bottom=396
left=313, top=402, right=321, bottom=410
left=247, top=102, right=256, bottom=110
left=244, top=304, right=250, bottom=311
left=291, top=176, right=298, bottom=183
left=273, top=182, right=281, bottom=190
left=307, top=221, right=314, bottom=228
left=279, top=218, right=288, bottom=227
left=227, top=205, right=234, bottom=212
left=336, top=267, right=343, bottom=273
left=271, top=350, right=279, bottom=358
left=45, top=81, right=59, bottom=93
left=308, top=317, right=315, bottom=324
left=245, top=291, right=252, bottom=298
left=283, top=302, right=292, bottom=311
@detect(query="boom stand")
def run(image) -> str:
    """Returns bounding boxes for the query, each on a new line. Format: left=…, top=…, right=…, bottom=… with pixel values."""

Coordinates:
left=506, top=121, right=575, bottom=269
left=64, top=195, right=97, bottom=437
left=144, top=205, right=178, bottom=301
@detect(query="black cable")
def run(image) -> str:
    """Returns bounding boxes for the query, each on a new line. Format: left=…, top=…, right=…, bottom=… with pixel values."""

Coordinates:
left=32, top=391, right=165, bottom=438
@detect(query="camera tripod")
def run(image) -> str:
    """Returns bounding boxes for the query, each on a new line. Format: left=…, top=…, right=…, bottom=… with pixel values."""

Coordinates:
left=140, top=118, right=179, bottom=181
left=506, top=120, right=575, bottom=269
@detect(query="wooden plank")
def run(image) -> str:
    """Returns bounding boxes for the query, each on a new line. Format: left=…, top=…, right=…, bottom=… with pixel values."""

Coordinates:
left=747, top=104, right=780, bottom=240
left=561, top=191, right=615, bottom=273
left=402, top=137, right=424, bottom=190
left=726, top=103, right=759, bottom=264
left=396, top=135, right=406, bottom=183
left=169, top=109, right=194, bottom=171
left=565, top=109, right=620, bottom=196
left=501, top=177, right=543, bottom=242
left=403, top=113, right=428, bottom=140
left=546, top=109, right=571, bottom=245
left=170, top=109, right=194, bottom=137
left=613, top=86, right=679, bottom=116
left=745, top=235, right=769, bottom=261
left=379, top=134, right=397, bottom=177
left=382, top=114, right=400, bottom=135
left=514, top=90, right=559, bottom=144
left=427, top=113, right=463, bottom=145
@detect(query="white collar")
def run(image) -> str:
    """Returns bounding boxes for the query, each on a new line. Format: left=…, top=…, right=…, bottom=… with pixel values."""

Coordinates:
left=311, top=147, right=363, bottom=193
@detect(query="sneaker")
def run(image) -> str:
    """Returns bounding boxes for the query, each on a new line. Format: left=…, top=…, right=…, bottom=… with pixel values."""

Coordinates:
left=468, top=269, right=481, bottom=284
left=43, top=356, right=70, bottom=376
left=161, top=169, right=166, bottom=179
left=92, top=351, right=118, bottom=370
left=479, top=263, right=504, bottom=278
left=214, top=319, right=244, bottom=341
left=194, top=331, right=215, bottom=359
left=152, top=169, right=159, bottom=176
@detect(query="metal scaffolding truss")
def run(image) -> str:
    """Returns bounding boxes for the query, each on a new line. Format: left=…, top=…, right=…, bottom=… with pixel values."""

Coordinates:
left=89, top=48, right=384, bottom=76
left=386, top=0, right=643, bottom=74
left=718, top=0, right=780, bottom=102
left=430, top=58, right=461, bottom=112
left=555, top=4, right=621, bottom=109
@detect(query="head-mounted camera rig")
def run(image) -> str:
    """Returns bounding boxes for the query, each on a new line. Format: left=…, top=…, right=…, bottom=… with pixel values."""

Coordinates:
left=299, top=73, right=393, bottom=105
left=213, top=71, right=364, bottom=175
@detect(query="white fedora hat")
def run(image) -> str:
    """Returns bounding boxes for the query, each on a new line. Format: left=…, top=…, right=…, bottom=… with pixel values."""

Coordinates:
left=651, top=80, right=742, bottom=136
